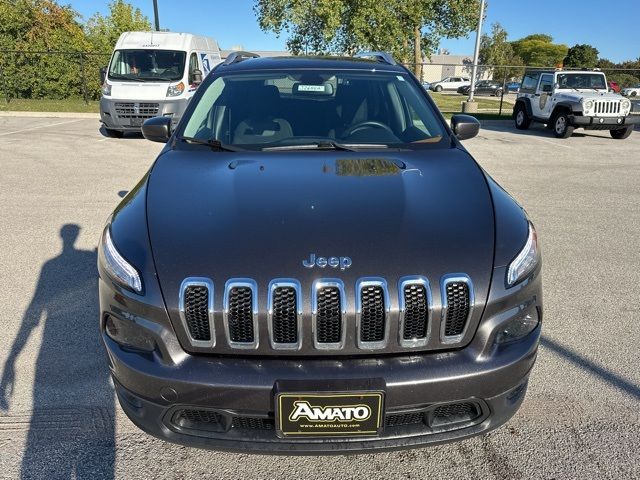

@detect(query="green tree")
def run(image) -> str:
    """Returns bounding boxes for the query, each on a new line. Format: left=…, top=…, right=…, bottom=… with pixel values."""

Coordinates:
left=511, top=34, right=568, bottom=67
left=478, top=22, right=523, bottom=80
left=85, top=0, right=151, bottom=53
left=253, top=0, right=480, bottom=76
left=563, top=44, right=599, bottom=68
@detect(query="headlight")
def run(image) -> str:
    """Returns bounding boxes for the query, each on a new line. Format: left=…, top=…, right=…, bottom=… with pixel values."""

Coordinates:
left=507, top=222, right=540, bottom=287
left=583, top=99, right=594, bottom=111
left=102, top=83, right=112, bottom=96
left=621, top=98, right=631, bottom=114
left=495, top=306, right=539, bottom=344
left=100, top=226, right=143, bottom=293
left=166, top=81, right=185, bottom=97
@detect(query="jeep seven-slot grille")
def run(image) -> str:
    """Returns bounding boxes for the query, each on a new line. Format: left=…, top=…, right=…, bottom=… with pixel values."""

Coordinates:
left=402, top=284, right=428, bottom=340
left=359, top=285, right=386, bottom=343
left=227, top=287, right=254, bottom=343
left=272, top=287, right=298, bottom=344
left=594, top=100, right=620, bottom=115
left=316, top=287, right=342, bottom=344
left=444, top=282, right=470, bottom=337
left=183, top=285, right=211, bottom=341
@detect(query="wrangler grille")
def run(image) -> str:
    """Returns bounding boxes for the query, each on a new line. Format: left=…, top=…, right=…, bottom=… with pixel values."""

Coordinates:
left=315, top=286, right=342, bottom=344
left=227, top=287, right=254, bottom=343
left=594, top=100, right=621, bottom=115
left=183, top=285, right=211, bottom=341
left=443, top=281, right=470, bottom=337
left=271, top=286, right=298, bottom=344
left=114, top=102, right=159, bottom=118
left=402, top=284, right=428, bottom=340
left=359, top=285, right=386, bottom=343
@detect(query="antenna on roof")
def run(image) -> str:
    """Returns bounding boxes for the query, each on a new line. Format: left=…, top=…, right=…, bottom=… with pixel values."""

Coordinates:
left=354, top=52, right=397, bottom=66
left=223, top=51, right=260, bottom=66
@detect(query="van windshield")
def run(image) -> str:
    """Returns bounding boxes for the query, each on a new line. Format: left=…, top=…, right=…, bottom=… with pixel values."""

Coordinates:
left=181, top=69, right=445, bottom=150
left=108, top=49, right=186, bottom=82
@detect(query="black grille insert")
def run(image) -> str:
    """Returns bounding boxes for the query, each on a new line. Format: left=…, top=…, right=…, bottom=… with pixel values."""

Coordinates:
left=385, top=412, right=426, bottom=427
left=444, top=281, right=470, bottom=337
left=175, top=409, right=225, bottom=432
left=272, top=287, right=298, bottom=344
left=316, top=286, right=342, bottom=344
left=227, top=286, right=254, bottom=343
left=232, top=416, right=274, bottom=430
left=402, top=284, right=428, bottom=340
left=183, top=285, right=211, bottom=341
left=359, top=285, right=386, bottom=343
left=432, top=402, right=479, bottom=427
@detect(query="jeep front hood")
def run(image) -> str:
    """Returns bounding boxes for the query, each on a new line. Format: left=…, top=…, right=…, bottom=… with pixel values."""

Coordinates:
left=146, top=148, right=495, bottom=332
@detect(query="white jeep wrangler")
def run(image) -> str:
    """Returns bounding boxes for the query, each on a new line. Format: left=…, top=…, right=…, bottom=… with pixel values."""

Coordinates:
left=513, top=69, right=638, bottom=139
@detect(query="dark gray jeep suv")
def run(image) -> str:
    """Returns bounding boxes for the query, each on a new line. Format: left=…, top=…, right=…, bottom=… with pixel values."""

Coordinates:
left=98, top=52, right=542, bottom=454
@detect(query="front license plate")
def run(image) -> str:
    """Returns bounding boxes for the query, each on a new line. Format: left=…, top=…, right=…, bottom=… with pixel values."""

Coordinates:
left=129, top=118, right=143, bottom=127
left=276, top=392, right=384, bottom=438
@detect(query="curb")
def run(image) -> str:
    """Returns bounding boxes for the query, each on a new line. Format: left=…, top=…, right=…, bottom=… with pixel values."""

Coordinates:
left=0, top=111, right=99, bottom=119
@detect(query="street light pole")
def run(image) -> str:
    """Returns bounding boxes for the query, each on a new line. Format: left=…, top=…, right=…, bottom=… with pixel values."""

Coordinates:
left=153, top=0, right=160, bottom=31
left=468, top=0, right=485, bottom=103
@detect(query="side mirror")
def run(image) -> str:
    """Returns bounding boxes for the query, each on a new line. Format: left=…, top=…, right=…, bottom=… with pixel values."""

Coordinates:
left=100, top=66, right=107, bottom=85
left=142, top=116, right=172, bottom=143
left=542, top=84, right=553, bottom=93
left=451, top=114, right=480, bottom=141
left=190, top=69, right=203, bottom=85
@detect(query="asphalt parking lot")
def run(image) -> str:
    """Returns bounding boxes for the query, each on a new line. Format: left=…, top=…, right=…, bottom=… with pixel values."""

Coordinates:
left=0, top=115, right=638, bottom=479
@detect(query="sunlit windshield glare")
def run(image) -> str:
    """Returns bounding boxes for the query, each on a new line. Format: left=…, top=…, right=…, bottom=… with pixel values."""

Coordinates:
left=182, top=70, right=444, bottom=149
left=557, top=73, right=606, bottom=90
left=108, top=49, right=186, bottom=82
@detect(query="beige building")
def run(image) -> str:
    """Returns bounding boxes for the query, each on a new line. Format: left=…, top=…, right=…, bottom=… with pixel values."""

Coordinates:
left=421, top=54, right=491, bottom=83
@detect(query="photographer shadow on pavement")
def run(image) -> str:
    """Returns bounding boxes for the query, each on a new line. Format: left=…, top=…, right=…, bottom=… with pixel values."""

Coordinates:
left=0, top=224, right=114, bottom=480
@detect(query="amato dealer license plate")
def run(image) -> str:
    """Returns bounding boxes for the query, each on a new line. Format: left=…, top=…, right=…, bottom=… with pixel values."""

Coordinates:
left=276, top=392, right=384, bottom=438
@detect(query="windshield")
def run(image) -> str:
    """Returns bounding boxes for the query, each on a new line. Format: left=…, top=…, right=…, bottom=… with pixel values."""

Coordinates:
left=181, top=69, right=445, bottom=150
left=556, top=73, right=607, bottom=90
left=108, top=49, right=186, bottom=82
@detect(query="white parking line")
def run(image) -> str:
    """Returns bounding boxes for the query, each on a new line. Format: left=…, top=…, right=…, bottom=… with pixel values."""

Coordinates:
left=530, top=136, right=574, bottom=149
left=0, top=119, right=83, bottom=137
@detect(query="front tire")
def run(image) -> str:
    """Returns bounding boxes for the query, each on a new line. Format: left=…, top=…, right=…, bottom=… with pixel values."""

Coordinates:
left=631, top=91, right=637, bottom=97
left=552, top=112, right=574, bottom=139
left=514, top=103, right=531, bottom=130
left=435, top=85, right=443, bottom=92
left=610, top=126, right=633, bottom=139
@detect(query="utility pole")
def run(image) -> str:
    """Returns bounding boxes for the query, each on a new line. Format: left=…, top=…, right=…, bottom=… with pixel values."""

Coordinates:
left=468, top=0, right=485, bottom=103
left=153, top=0, right=160, bottom=31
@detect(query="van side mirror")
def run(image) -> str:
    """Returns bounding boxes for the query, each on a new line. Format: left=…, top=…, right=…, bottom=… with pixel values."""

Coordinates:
left=451, top=114, right=480, bottom=141
left=100, top=66, right=107, bottom=85
left=142, top=116, right=172, bottom=143
left=190, top=69, right=203, bottom=85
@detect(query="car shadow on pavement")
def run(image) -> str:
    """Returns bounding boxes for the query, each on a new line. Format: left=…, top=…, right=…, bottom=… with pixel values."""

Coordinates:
left=0, top=224, right=114, bottom=479
left=541, top=336, right=640, bottom=400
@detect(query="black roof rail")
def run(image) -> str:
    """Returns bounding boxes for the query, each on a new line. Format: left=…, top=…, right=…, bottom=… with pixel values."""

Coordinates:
left=354, top=51, right=397, bottom=66
left=223, top=51, right=260, bottom=66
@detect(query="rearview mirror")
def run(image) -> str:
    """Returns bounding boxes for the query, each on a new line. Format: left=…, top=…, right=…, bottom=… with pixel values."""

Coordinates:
left=451, top=114, right=480, bottom=141
left=142, top=116, right=172, bottom=143
left=100, top=66, right=107, bottom=85
left=190, top=69, right=203, bottom=85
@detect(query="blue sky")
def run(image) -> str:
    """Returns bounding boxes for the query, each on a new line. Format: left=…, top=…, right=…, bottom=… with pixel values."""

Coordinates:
left=71, top=0, right=639, bottom=62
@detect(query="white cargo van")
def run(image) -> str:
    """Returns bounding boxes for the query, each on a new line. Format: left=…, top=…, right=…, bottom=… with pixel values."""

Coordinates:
left=100, top=31, right=221, bottom=137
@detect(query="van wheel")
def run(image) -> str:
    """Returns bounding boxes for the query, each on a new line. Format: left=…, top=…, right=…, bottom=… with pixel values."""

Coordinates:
left=630, top=91, right=637, bottom=97
left=610, top=126, right=633, bottom=139
left=552, top=112, right=574, bottom=139
left=514, top=103, right=531, bottom=130
left=105, top=128, right=124, bottom=138
left=435, top=85, right=443, bottom=92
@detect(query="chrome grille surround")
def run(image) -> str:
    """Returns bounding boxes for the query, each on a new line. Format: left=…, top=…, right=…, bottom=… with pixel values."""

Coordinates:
left=311, top=279, right=347, bottom=350
left=439, top=274, right=474, bottom=345
left=178, top=277, right=215, bottom=348
left=223, top=279, right=259, bottom=349
left=267, top=279, right=302, bottom=350
left=398, top=276, right=432, bottom=348
left=355, top=278, right=390, bottom=350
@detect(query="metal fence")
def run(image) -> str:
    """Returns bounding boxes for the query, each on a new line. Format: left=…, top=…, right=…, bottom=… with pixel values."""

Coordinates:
left=0, top=50, right=638, bottom=108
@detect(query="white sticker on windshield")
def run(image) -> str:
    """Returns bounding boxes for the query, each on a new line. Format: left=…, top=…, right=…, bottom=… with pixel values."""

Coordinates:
left=397, top=76, right=405, bottom=82
left=298, top=85, right=326, bottom=92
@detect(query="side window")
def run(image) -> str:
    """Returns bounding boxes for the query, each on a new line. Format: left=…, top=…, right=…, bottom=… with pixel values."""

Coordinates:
left=188, top=52, right=199, bottom=82
left=538, top=74, right=553, bottom=93
left=521, top=73, right=540, bottom=92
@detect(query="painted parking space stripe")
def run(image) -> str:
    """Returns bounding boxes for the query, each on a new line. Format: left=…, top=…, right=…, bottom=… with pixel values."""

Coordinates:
left=0, top=119, right=83, bottom=137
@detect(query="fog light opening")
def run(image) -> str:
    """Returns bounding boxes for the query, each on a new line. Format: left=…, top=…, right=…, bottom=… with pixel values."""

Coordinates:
left=104, top=314, right=156, bottom=352
left=495, top=307, right=539, bottom=345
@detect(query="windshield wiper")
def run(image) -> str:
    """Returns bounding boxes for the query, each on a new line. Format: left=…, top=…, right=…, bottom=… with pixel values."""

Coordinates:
left=262, top=141, right=389, bottom=152
left=180, top=136, right=245, bottom=152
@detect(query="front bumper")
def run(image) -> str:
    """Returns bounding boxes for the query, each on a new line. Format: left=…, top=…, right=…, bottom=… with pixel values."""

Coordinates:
left=569, top=114, right=640, bottom=129
left=104, top=320, right=539, bottom=453
left=99, top=96, right=189, bottom=132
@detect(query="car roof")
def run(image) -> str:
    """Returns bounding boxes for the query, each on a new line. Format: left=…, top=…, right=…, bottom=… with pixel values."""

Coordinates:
left=217, top=55, right=408, bottom=73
